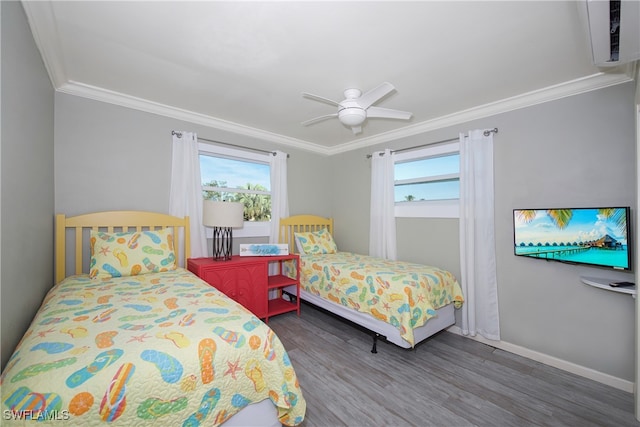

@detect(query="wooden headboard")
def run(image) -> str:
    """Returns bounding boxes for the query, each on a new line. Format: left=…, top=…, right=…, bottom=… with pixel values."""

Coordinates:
left=55, top=211, right=191, bottom=284
left=279, top=214, right=334, bottom=254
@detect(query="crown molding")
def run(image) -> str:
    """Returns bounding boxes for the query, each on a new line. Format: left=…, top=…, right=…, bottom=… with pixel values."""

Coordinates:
left=59, top=69, right=633, bottom=158
left=326, top=67, right=635, bottom=156
left=58, top=81, right=330, bottom=155
left=21, top=0, right=66, bottom=89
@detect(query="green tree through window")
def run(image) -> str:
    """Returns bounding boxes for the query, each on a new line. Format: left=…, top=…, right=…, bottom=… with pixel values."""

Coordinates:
left=200, top=153, right=272, bottom=222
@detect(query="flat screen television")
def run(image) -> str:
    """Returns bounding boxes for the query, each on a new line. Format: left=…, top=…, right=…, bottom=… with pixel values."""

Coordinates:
left=513, top=207, right=631, bottom=271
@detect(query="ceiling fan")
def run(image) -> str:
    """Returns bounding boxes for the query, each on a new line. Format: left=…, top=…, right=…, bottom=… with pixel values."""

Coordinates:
left=301, top=82, right=412, bottom=135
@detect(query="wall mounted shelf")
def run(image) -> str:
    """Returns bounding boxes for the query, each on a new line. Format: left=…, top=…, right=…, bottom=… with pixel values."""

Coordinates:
left=580, top=276, right=636, bottom=298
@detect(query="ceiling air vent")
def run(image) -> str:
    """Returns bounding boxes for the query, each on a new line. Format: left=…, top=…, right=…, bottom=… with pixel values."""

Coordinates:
left=609, top=0, right=621, bottom=62
left=578, top=0, right=640, bottom=67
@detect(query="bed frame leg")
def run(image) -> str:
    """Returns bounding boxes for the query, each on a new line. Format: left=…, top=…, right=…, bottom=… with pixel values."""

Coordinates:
left=283, top=291, right=297, bottom=303
left=371, top=334, right=379, bottom=354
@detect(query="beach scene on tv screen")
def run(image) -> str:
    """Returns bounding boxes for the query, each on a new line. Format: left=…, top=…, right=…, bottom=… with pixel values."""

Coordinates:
left=514, top=208, right=629, bottom=269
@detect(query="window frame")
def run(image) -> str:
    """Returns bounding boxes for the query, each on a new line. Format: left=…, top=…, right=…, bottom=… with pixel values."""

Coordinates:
left=199, top=143, right=271, bottom=238
left=393, top=141, right=460, bottom=219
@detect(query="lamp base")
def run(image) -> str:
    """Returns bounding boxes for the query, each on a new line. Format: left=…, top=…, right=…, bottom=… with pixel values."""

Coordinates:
left=212, top=226, right=233, bottom=261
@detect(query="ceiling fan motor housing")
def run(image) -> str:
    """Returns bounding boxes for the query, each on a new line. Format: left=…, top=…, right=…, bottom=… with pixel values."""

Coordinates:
left=338, top=100, right=366, bottom=126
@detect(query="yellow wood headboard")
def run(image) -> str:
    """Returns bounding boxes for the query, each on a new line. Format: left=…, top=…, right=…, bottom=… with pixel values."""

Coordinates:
left=55, top=211, right=190, bottom=284
left=279, top=214, right=334, bottom=254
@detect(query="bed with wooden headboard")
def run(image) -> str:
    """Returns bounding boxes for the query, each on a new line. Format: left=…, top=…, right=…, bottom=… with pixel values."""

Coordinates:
left=2, top=210, right=305, bottom=426
left=55, top=210, right=192, bottom=283
left=279, top=214, right=464, bottom=352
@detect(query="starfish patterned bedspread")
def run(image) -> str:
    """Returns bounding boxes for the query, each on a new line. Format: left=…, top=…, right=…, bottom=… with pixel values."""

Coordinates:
left=1, top=269, right=305, bottom=426
left=296, top=252, right=464, bottom=346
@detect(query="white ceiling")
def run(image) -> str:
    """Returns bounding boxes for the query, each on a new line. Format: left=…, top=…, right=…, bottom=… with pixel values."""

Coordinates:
left=22, top=1, right=635, bottom=155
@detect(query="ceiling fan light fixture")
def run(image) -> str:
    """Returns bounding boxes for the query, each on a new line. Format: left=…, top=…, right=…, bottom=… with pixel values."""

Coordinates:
left=302, top=82, right=412, bottom=134
left=338, top=108, right=366, bottom=126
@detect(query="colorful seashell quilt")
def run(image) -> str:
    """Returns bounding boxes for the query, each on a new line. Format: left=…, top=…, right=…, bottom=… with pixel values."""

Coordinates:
left=294, top=252, right=464, bottom=346
left=1, top=269, right=306, bottom=425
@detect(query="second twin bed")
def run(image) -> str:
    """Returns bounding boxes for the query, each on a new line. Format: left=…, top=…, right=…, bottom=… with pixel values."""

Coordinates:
left=279, top=214, right=464, bottom=352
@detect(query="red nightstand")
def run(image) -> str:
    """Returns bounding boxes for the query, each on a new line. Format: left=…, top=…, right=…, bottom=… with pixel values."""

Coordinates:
left=187, top=254, right=300, bottom=322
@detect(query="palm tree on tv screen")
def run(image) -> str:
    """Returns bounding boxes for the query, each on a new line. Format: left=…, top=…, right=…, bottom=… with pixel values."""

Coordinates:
left=515, top=208, right=626, bottom=235
left=516, top=209, right=573, bottom=229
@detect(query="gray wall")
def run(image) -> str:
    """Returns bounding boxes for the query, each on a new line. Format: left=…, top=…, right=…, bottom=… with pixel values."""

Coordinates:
left=54, top=93, right=332, bottom=250
left=329, top=82, right=637, bottom=382
left=495, top=85, right=635, bottom=381
left=1, top=1, right=55, bottom=369
left=54, top=83, right=637, bottom=382
left=5, top=0, right=637, bottom=385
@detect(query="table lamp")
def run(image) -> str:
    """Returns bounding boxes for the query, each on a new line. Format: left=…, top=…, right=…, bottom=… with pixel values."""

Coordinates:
left=203, top=200, right=244, bottom=261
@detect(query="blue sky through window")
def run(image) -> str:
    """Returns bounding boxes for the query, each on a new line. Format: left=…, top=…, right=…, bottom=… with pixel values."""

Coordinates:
left=395, top=154, right=459, bottom=180
left=394, top=153, right=459, bottom=201
left=200, top=155, right=270, bottom=189
left=395, top=180, right=459, bottom=202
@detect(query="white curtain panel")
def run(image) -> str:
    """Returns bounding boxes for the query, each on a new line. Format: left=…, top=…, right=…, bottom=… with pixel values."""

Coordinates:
left=169, top=131, right=208, bottom=259
left=269, top=151, right=289, bottom=244
left=369, top=149, right=397, bottom=260
left=459, top=130, right=500, bottom=340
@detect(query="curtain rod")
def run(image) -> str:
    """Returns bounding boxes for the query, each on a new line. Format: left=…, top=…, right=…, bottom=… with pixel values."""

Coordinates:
left=172, top=131, right=287, bottom=157
left=366, top=127, right=498, bottom=158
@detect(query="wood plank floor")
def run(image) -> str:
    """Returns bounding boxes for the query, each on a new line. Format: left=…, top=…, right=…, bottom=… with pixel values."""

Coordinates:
left=268, top=302, right=639, bottom=427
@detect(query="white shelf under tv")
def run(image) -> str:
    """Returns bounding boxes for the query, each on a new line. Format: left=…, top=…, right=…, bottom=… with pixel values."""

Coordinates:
left=580, top=276, right=636, bottom=298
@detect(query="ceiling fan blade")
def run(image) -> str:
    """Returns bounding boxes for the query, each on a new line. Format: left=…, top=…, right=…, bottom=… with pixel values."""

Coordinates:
left=301, top=113, right=338, bottom=126
left=351, top=126, right=362, bottom=135
left=356, top=82, right=395, bottom=109
left=302, top=92, right=340, bottom=106
left=366, top=106, right=412, bottom=120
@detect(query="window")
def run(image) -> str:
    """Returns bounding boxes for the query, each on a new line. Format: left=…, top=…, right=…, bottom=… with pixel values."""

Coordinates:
left=199, top=143, right=271, bottom=237
left=393, top=142, right=460, bottom=218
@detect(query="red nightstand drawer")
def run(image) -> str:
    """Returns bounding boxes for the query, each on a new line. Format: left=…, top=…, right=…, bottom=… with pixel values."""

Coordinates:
left=188, top=255, right=300, bottom=322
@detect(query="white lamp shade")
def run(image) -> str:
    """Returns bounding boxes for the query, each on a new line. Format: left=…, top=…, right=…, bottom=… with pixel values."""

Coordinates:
left=203, top=200, right=244, bottom=228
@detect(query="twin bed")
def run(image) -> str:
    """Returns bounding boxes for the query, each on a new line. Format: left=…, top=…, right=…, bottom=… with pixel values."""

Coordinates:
left=1, top=210, right=463, bottom=425
left=1, top=211, right=305, bottom=426
left=279, top=215, right=464, bottom=352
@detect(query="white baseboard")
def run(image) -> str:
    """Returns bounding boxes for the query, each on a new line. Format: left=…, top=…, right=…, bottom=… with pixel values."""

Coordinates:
left=447, top=325, right=634, bottom=393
